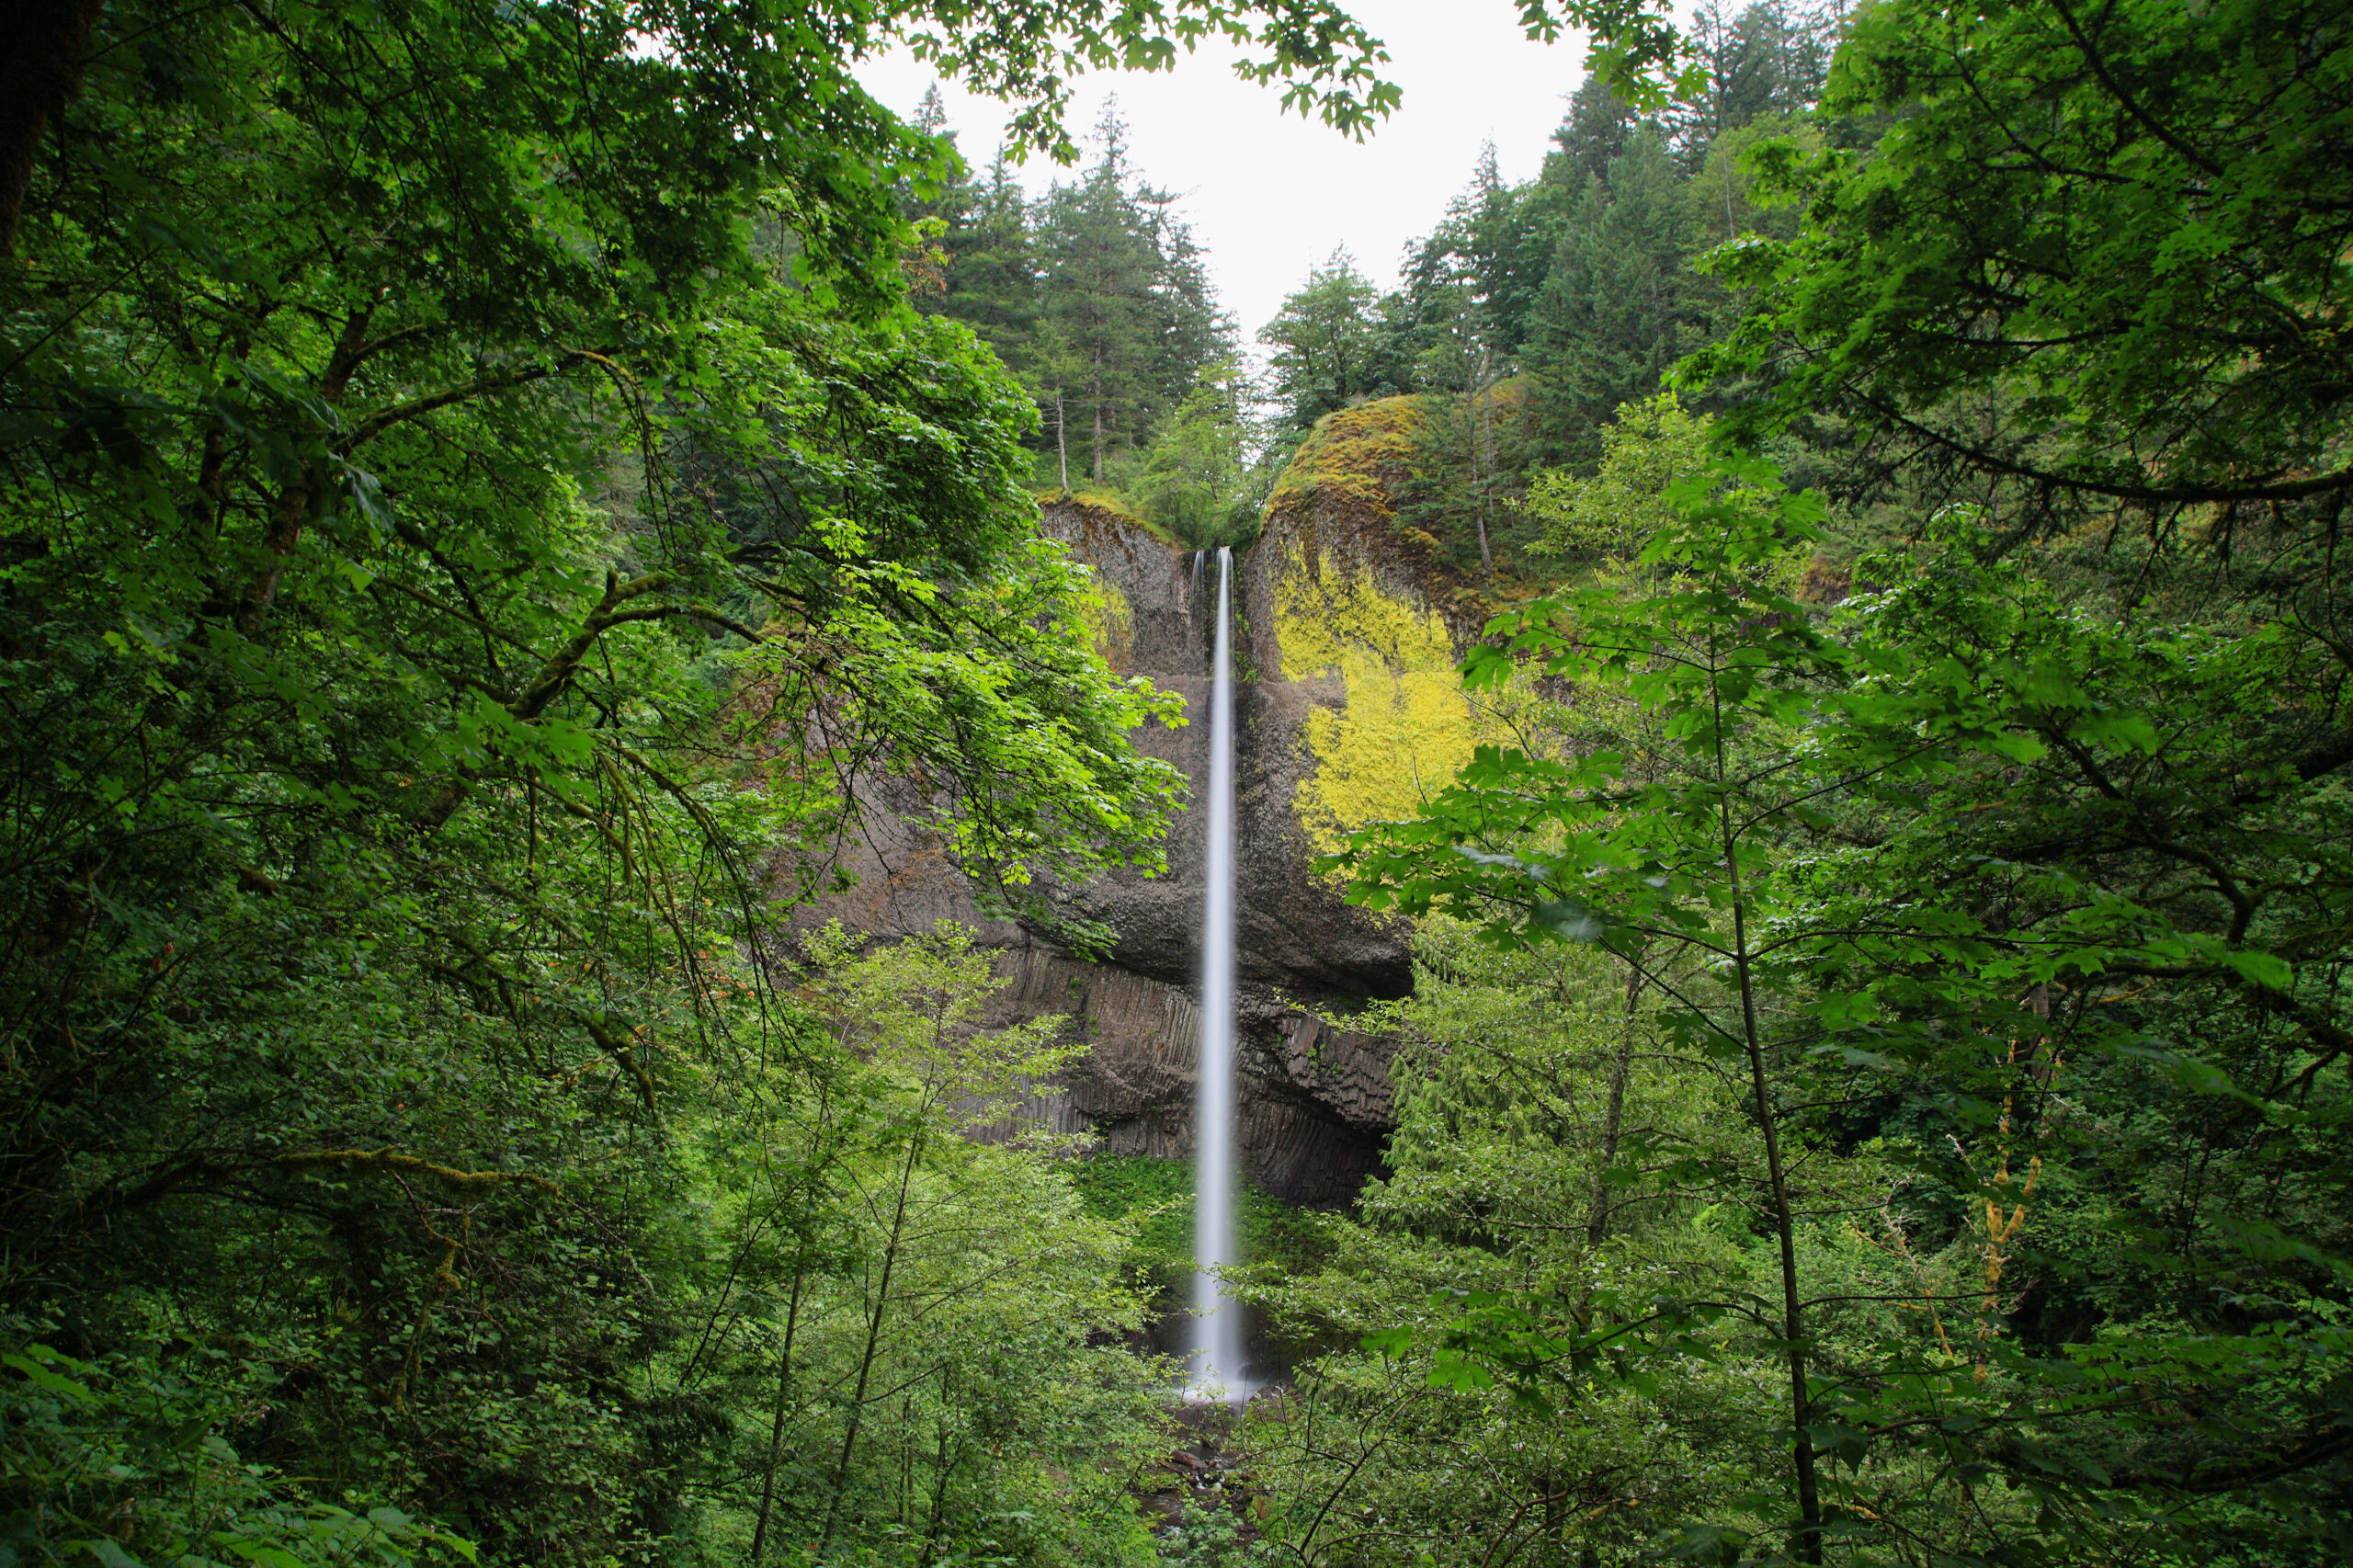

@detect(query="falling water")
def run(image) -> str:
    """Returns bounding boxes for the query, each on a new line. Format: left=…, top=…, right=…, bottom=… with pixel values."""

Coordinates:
left=1189, top=546, right=1243, bottom=1402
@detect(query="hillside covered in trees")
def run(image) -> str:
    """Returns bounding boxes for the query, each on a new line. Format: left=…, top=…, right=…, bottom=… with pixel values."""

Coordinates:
left=2, top=1, right=2348, bottom=1566
left=897, top=2, right=1858, bottom=584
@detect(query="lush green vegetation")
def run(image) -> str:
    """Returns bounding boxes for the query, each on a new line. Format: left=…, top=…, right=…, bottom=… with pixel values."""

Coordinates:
left=0, top=0, right=1385, bottom=1559
left=1235, top=3, right=2353, bottom=1564
left=4, top=0, right=2348, bottom=1565
left=905, top=101, right=1270, bottom=546
left=1251, top=2, right=1847, bottom=587
left=1071, top=1156, right=1331, bottom=1293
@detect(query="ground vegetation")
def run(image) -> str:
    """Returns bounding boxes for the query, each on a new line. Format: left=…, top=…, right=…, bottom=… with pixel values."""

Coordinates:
left=1254, top=2, right=2353, bottom=1564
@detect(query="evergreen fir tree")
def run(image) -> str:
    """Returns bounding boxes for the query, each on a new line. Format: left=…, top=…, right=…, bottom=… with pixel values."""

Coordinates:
left=1031, top=100, right=1227, bottom=483
left=1522, top=125, right=1694, bottom=466
left=1138, top=189, right=1230, bottom=422
left=1402, top=278, right=1525, bottom=584
left=1262, top=249, right=1388, bottom=430
left=1397, top=142, right=1551, bottom=363
left=1673, top=2, right=1835, bottom=167
left=897, top=85, right=971, bottom=307
left=1548, top=75, right=1641, bottom=190
left=937, top=147, right=1039, bottom=371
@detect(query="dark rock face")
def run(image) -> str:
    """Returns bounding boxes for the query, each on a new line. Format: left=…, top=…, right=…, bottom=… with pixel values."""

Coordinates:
left=1036, top=502, right=1413, bottom=1005
left=795, top=484, right=1470, bottom=1206
left=965, top=944, right=1396, bottom=1208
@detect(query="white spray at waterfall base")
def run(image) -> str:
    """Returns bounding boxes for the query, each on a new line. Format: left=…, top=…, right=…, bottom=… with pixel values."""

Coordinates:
left=1188, top=546, right=1246, bottom=1403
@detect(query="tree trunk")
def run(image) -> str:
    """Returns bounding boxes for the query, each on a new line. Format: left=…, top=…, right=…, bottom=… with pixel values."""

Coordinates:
left=1473, top=349, right=1495, bottom=581
left=1711, top=669, right=1823, bottom=1562
left=1089, top=342, right=1106, bottom=485
left=1053, top=390, right=1069, bottom=494
left=0, top=0, right=106, bottom=255
left=919, top=1368, right=955, bottom=1564
left=748, top=1266, right=810, bottom=1565
left=1586, top=964, right=1641, bottom=1247
left=820, top=1123, right=926, bottom=1551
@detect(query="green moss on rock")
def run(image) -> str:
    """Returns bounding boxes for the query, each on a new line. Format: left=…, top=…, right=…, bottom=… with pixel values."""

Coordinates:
left=1267, top=397, right=1426, bottom=519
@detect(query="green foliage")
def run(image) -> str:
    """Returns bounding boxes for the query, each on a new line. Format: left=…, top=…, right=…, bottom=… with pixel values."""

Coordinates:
left=1319, top=430, right=2353, bottom=1561
left=1151, top=1500, right=1269, bottom=1568
left=1070, top=1157, right=1327, bottom=1292
left=929, top=149, right=1041, bottom=361
left=1681, top=111, right=1819, bottom=251
left=2, top=1341, right=475, bottom=1567
left=1524, top=392, right=1730, bottom=563
left=1131, top=368, right=1268, bottom=549
left=1270, top=3, right=1837, bottom=491
left=1672, top=3, right=1835, bottom=165
left=0, top=0, right=1234, bottom=1558
left=1260, top=253, right=1394, bottom=434
left=1072, top=1155, right=1201, bottom=1278
left=1237, top=927, right=1768, bottom=1567
left=1521, top=124, right=1699, bottom=468
left=1397, top=379, right=1536, bottom=589
left=1686, top=0, right=2353, bottom=530
left=22, top=1, right=2353, bottom=1565
left=1264, top=7, right=2353, bottom=1532
left=1546, top=76, right=1643, bottom=196
left=939, top=104, right=1235, bottom=492
left=1257, top=3, right=2353, bottom=1565
left=685, top=923, right=1170, bottom=1568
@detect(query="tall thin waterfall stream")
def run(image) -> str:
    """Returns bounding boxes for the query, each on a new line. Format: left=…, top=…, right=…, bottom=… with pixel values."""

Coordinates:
left=1188, top=546, right=1245, bottom=1402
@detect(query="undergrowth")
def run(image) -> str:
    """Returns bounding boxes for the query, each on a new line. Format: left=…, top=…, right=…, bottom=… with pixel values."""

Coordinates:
left=1071, top=1156, right=1330, bottom=1290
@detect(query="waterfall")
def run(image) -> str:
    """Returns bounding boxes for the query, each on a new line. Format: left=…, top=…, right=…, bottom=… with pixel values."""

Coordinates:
left=1189, top=546, right=1244, bottom=1401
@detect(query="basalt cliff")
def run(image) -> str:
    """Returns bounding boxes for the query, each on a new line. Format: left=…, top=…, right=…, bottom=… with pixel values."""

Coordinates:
left=801, top=400, right=1506, bottom=1205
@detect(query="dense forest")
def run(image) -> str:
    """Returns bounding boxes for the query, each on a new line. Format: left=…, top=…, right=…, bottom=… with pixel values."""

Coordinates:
left=1, top=0, right=2347, bottom=1566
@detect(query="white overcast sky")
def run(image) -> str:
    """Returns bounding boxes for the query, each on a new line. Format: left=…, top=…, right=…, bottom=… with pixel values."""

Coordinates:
left=855, top=2, right=1597, bottom=351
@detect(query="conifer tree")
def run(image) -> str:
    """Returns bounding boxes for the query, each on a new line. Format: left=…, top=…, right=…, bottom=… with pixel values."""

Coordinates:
left=1673, top=2, right=1834, bottom=167
left=1502, top=75, right=1641, bottom=291
left=1262, top=248, right=1387, bottom=430
left=1403, top=279, right=1520, bottom=583
left=937, top=147, right=1040, bottom=370
left=1548, top=75, right=1640, bottom=190
left=1029, top=101, right=1227, bottom=483
left=898, top=86, right=970, bottom=305
left=1522, top=124, right=1694, bottom=465
left=1398, top=142, right=1552, bottom=364
left=1137, top=187, right=1230, bottom=420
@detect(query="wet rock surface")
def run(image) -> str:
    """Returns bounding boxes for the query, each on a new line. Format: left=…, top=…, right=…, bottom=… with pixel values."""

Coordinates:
left=1035, top=502, right=1415, bottom=1004
left=793, top=488, right=1475, bottom=1206
left=1141, top=1395, right=1285, bottom=1545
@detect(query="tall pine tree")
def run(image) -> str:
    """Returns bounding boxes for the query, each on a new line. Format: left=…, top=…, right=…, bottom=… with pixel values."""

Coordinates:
left=1549, top=75, right=1641, bottom=190
left=935, top=147, right=1039, bottom=369
left=1673, top=2, right=1836, bottom=167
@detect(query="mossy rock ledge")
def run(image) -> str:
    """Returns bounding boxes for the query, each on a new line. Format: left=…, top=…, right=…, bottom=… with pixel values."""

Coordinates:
left=791, top=427, right=1495, bottom=1206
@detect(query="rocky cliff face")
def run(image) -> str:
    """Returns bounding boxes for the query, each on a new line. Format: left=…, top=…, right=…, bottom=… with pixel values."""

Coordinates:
left=799, top=403, right=1495, bottom=1206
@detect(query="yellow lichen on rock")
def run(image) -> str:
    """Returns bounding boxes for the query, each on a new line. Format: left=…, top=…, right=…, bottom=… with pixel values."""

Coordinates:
left=1272, top=536, right=1505, bottom=853
left=1074, top=568, right=1135, bottom=670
